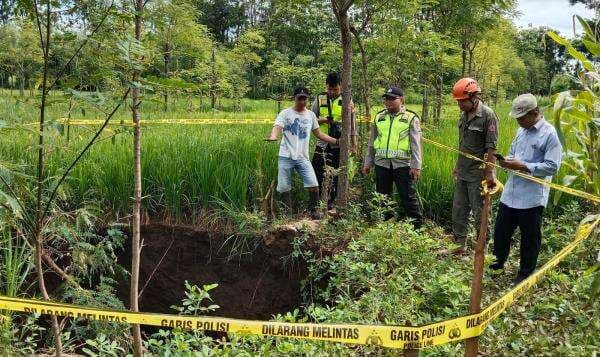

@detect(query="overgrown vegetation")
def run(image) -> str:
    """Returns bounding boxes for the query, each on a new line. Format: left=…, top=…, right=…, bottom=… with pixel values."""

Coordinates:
left=9, top=202, right=589, bottom=356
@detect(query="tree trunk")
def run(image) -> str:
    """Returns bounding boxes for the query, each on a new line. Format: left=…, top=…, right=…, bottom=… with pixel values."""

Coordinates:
left=34, top=2, right=62, bottom=355
left=461, top=40, right=467, bottom=77
left=332, top=1, right=353, bottom=206
left=421, top=77, right=429, bottom=123
left=66, top=97, right=72, bottom=143
left=529, top=71, right=534, bottom=93
left=494, top=79, right=500, bottom=109
left=210, top=46, right=217, bottom=110
left=434, top=75, right=442, bottom=125
left=355, top=34, right=371, bottom=121
left=163, top=42, right=171, bottom=112
left=130, top=0, right=144, bottom=355
left=467, top=48, right=474, bottom=77
left=19, top=70, right=25, bottom=97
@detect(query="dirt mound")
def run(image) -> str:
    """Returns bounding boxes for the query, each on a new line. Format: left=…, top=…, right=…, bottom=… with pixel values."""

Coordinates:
left=117, top=224, right=306, bottom=320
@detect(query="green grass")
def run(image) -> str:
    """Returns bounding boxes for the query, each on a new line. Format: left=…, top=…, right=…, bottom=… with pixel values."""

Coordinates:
left=0, top=89, right=289, bottom=123
left=0, top=93, right=577, bottom=220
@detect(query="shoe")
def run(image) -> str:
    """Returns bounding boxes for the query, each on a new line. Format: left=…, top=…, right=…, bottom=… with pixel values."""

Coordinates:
left=489, top=262, right=504, bottom=271
left=453, top=235, right=467, bottom=244
left=452, top=235, right=468, bottom=254
left=511, top=273, right=530, bottom=287
left=308, top=190, right=323, bottom=220
left=311, top=210, right=324, bottom=220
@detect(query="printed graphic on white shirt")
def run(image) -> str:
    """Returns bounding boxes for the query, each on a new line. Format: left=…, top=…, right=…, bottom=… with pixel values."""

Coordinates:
left=275, top=108, right=319, bottom=160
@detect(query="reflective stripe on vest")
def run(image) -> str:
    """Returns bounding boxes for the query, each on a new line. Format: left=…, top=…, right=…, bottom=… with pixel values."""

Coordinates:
left=318, top=94, right=343, bottom=133
left=373, top=111, right=413, bottom=160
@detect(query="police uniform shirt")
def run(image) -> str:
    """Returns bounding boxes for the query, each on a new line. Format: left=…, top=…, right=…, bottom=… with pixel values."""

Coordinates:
left=456, top=102, right=499, bottom=182
left=311, top=95, right=357, bottom=149
left=364, top=108, right=422, bottom=170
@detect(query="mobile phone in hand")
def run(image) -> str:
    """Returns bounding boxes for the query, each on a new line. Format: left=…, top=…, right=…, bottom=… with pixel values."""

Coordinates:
left=494, top=153, right=505, bottom=161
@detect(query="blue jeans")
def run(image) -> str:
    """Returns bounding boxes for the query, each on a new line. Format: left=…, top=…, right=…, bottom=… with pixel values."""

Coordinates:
left=277, top=156, right=318, bottom=193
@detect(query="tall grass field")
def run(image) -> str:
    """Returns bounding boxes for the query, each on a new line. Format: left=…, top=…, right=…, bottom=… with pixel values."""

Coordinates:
left=0, top=92, right=573, bottom=221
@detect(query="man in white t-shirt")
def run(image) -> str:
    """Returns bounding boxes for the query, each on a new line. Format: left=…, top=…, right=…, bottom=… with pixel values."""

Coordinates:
left=267, top=86, right=339, bottom=219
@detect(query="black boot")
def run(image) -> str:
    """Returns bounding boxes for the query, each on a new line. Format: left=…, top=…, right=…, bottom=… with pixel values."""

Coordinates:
left=452, top=235, right=468, bottom=254
left=309, top=190, right=323, bottom=220
left=278, top=191, right=293, bottom=215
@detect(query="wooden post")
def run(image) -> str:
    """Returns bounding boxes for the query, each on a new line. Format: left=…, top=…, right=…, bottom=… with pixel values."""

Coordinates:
left=404, top=321, right=419, bottom=357
left=465, top=191, right=492, bottom=357
left=66, top=97, right=72, bottom=143
left=404, top=347, right=419, bottom=357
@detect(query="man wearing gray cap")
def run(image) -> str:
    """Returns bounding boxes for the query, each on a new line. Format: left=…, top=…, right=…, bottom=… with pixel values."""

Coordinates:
left=490, top=93, right=562, bottom=286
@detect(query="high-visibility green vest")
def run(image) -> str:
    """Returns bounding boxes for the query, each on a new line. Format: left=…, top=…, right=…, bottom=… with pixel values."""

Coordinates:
left=318, top=94, right=343, bottom=134
left=373, top=110, right=415, bottom=160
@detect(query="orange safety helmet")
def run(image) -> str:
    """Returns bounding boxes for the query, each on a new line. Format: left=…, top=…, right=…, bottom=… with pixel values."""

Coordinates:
left=452, top=78, right=481, bottom=100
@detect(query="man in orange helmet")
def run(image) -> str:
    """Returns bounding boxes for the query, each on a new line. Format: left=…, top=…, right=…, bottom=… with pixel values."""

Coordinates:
left=451, top=78, right=498, bottom=251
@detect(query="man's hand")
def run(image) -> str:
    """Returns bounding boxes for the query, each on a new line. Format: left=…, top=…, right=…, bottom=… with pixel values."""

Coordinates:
left=500, top=159, right=529, bottom=172
left=318, top=118, right=329, bottom=125
left=361, top=166, right=371, bottom=175
left=410, top=168, right=421, bottom=181
left=265, top=136, right=278, bottom=142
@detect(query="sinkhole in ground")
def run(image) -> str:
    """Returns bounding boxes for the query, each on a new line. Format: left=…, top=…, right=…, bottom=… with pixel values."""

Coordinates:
left=117, top=224, right=306, bottom=321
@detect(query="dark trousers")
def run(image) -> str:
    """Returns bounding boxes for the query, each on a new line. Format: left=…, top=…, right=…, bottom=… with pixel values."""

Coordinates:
left=311, top=146, right=340, bottom=205
left=375, top=165, right=423, bottom=228
left=493, top=202, right=544, bottom=277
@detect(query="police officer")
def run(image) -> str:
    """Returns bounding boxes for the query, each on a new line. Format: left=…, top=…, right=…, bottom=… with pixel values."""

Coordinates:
left=361, top=86, right=423, bottom=228
left=451, top=78, right=498, bottom=250
left=311, top=72, right=357, bottom=210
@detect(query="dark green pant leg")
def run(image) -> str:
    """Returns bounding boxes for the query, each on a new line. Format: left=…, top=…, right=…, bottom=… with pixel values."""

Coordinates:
left=467, top=180, right=490, bottom=240
left=452, top=179, right=471, bottom=238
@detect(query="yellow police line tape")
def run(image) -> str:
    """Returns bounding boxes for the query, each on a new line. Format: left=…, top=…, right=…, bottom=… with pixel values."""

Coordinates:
left=0, top=216, right=597, bottom=349
left=421, top=137, right=600, bottom=204
left=19, top=117, right=600, bottom=204
left=23, top=117, right=373, bottom=126
left=56, top=118, right=277, bottom=126
left=17, top=118, right=274, bottom=127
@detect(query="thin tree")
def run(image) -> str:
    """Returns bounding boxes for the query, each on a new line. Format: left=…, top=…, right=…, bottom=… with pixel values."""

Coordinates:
left=25, top=1, right=122, bottom=354
left=349, top=1, right=384, bottom=123
left=30, top=1, right=62, bottom=354
left=130, top=0, right=145, bottom=355
left=331, top=0, right=354, bottom=205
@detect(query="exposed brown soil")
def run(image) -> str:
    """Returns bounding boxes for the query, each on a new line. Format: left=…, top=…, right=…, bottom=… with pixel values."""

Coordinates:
left=116, top=224, right=306, bottom=320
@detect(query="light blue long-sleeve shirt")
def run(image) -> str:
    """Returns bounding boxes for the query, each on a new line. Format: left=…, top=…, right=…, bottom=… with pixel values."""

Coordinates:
left=500, top=118, right=562, bottom=209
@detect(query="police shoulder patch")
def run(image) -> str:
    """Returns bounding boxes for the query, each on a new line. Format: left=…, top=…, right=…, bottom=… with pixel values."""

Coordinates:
left=405, top=109, right=419, bottom=119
